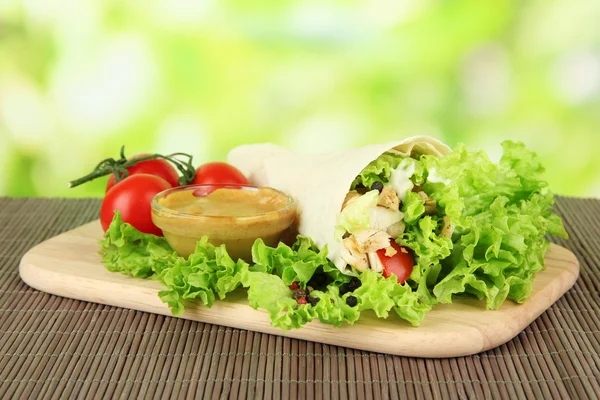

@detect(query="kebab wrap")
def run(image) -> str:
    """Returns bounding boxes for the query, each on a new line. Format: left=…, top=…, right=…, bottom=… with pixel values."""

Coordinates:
left=228, top=136, right=450, bottom=274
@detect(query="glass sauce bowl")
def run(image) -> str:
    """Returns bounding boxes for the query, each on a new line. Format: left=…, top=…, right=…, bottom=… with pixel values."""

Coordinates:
left=151, top=184, right=297, bottom=261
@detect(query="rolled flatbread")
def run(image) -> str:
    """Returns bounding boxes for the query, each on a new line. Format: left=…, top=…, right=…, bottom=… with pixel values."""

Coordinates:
left=227, top=136, right=451, bottom=272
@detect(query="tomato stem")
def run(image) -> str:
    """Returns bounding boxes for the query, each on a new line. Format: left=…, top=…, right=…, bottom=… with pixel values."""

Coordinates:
left=68, top=148, right=196, bottom=188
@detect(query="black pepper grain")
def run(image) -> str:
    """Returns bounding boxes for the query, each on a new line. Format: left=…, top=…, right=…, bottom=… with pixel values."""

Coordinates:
left=346, top=296, right=358, bottom=307
left=308, top=273, right=330, bottom=291
left=370, top=181, right=384, bottom=193
left=307, top=296, right=320, bottom=306
left=339, top=283, right=350, bottom=296
left=293, top=288, right=307, bottom=300
left=347, top=277, right=362, bottom=291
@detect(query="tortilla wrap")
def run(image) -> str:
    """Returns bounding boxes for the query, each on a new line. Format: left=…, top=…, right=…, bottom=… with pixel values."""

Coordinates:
left=226, top=136, right=451, bottom=273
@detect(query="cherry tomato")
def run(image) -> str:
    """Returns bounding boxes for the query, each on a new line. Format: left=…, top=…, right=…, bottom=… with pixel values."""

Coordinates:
left=192, top=162, right=249, bottom=186
left=191, top=162, right=249, bottom=196
left=376, top=240, right=414, bottom=284
left=100, top=174, right=171, bottom=235
left=106, top=154, right=179, bottom=192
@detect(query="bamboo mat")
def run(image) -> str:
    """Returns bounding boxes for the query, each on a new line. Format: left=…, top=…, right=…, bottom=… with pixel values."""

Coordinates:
left=0, top=197, right=599, bottom=399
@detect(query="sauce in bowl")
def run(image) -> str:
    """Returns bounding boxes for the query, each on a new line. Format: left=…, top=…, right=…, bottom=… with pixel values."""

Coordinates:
left=151, top=185, right=297, bottom=261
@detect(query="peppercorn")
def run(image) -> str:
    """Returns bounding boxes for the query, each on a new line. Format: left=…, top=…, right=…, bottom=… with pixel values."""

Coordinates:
left=307, top=296, right=320, bottom=306
left=308, top=273, right=328, bottom=290
left=346, top=295, right=358, bottom=307
left=370, top=181, right=384, bottom=193
left=297, top=297, right=307, bottom=305
left=347, top=277, right=362, bottom=291
left=293, top=288, right=307, bottom=300
left=339, top=283, right=350, bottom=296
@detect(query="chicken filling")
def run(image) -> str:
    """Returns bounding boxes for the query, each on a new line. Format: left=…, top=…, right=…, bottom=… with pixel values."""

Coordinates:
left=337, top=152, right=453, bottom=275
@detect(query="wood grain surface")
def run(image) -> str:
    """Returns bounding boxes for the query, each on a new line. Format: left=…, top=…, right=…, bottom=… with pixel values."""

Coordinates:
left=19, top=220, right=579, bottom=358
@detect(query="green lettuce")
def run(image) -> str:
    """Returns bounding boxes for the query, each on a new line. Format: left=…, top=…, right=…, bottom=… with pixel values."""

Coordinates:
left=334, top=189, right=379, bottom=240
left=158, top=237, right=249, bottom=315
left=242, top=264, right=431, bottom=329
left=311, top=286, right=361, bottom=326
left=241, top=269, right=360, bottom=330
left=243, top=235, right=352, bottom=330
left=242, top=269, right=317, bottom=330
left=99, top=211, right=177, bottom=278
left=433, top=192, right=566, bottom=309
left=251, top=236, right=339, bottom=287
left=351, top=153, right=404, bottom=189
left=352, top=269, right=431, bottom=326
left=401, top=191, right=426, bottom=224
left=310, top=270, right=430, bottom=327
left=397, top=215, right=452, bottom=306
left=242, top=237, right=431, bottom=329
left=422, top=141, right=567, bottom=308
left=350, top=152, right=428, bottom=189
left=99, top=213, right=249, bottom=316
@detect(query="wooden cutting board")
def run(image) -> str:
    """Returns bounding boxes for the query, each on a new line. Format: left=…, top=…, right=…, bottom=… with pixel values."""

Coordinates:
left=19, top=220, right=579, bottom=358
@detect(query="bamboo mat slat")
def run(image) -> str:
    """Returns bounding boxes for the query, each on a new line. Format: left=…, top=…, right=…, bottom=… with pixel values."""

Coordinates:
left=0, top=196, right=599, bottom=399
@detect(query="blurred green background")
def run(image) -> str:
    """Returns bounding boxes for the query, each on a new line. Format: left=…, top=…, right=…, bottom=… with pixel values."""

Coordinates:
left=1, top=0, right=599, bottom=198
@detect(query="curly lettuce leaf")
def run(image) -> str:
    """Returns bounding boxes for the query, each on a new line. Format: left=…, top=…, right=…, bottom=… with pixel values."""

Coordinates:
left=334, top=189, right=379, bottom=240
left=351, top=152, right=428, bottom=190
left=158, top=237, right=249, bottom=315
left=397, top=187, right=455, bottom=306
left=391, top=283, right=432, bottom=326
left=308, top=287, right=360, bottom=327
left=401, top=191, right=426, bottom=225
left=352, top=269, right=431, bottom=326
left=428, top=141, right=567, bottom=308
left=396, top=215, right=452, bottom=307
left=351, top=153, right=404, bottom=189
left=400, top=216, right=452, bottom=276
left=99, top=211, right=177, bottom=278
left=433, top=193, right=563, bottom=309
left=241, top=271, right=359, bottom=330
left=242, top=263, right=431, bottom=330
left=242, top=269, right=317, bottom=330
left=243, top=234, right=361, bottom=330
left=251, top=236, right=337, bottom=287
left=311, top=274, right=431, bottom=328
